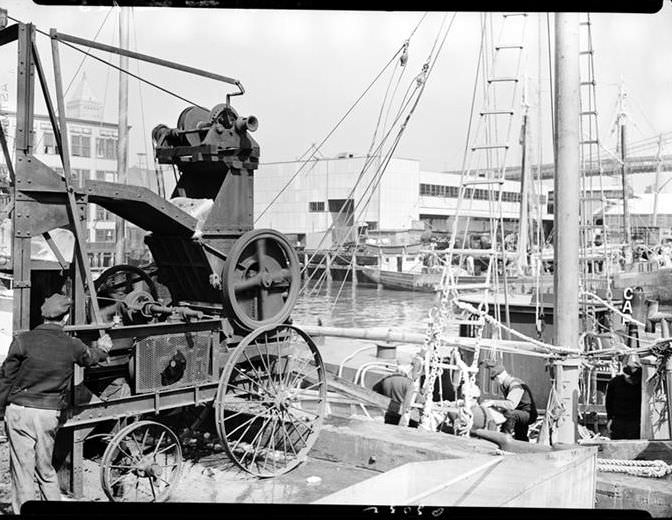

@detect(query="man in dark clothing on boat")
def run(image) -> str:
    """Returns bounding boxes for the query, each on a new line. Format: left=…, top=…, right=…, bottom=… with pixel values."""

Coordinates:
left=605, top=354, right=642, bottom=440
left=482, top=364, right=538, bottom=442
left=0, top=294, right=112, bottom=513
left=373, top=362, right=421, bottom=428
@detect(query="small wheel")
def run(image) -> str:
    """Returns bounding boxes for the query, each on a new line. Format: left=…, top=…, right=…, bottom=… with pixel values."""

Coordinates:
left=221, top=229, right=301, bottom=332
left=214, top=324, right=327, bottom=477
left=100, top=420, right=183, bottom=502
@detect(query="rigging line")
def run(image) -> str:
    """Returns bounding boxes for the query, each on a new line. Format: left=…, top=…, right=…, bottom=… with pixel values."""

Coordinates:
left=255, top=44, right=406, bottom=224
left=299, top=80, right=423, bottom=292
left=308, top=76, right=426, bottom=299
left=64, top=7, right=115, bottom=97
left=367, top=51, right=404, bottom=163
left=302, top=16, right=457, bottom=294
left=29, top=8, right=114, bottom=154
left=460, top=13, right=487, bottom=174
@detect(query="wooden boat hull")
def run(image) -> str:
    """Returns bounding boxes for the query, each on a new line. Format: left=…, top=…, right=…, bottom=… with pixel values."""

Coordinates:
left=613, top=266, right=672, bottom=304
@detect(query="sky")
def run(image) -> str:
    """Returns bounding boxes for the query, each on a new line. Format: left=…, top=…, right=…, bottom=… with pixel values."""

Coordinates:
left=1, top=3, right=672, bottom=173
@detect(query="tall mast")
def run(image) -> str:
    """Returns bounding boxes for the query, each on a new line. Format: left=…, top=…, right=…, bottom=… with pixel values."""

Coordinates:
left=114, top=6, right=129, bottom=264
left=652, top=134, right=664, bottom=238
left=517, top=76, right=531, bottom=275
left=553, top=12, right=581, bottom=443
left=617, top=82, right=632, bottom=254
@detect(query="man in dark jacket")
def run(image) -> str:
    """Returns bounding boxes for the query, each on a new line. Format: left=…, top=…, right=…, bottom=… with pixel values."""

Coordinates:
left=373, top=363, right=421, bottom=427
left=0, top=294, right=111, bottom=513
left=605, top=354, right=642, bottom=440
left=482, top=364, right=538, bottom=441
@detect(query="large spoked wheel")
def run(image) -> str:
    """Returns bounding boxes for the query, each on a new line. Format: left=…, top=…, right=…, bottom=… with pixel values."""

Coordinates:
left=100, top=420, right=183, bottom=502
left=214, top=324, right=327, bottom=477
left=221, top=229, right=300, bottom=332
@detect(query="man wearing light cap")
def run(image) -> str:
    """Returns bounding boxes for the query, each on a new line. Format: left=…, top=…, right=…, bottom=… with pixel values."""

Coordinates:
left=605, top=353, right=642, bottom=440
left=481, top=363, right=538, bottom=442
left=0, top=293, right=112, bottom=512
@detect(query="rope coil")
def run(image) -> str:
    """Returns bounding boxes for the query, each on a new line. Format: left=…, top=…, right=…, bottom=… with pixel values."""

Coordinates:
left=597, top=459, right=672, bottom=479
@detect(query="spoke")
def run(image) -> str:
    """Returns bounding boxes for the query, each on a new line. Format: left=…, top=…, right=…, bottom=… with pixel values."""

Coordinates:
left=278, top=414, right=299, bottom=458
left=153, top=443, right=177, bottom=458
left=241, top=413, right=275, bottom=468
left=149, top=478, right=157, bottom=501
left=229, top=412, right=272, bottom=454
left=300, top=380, right=325, bottom=393
left=286, top=358, right=316, bottom=390
left=256, top=238, right=267, bottom=270
left=283, top=411, right=311, bottom=448
left=254, top=340, right=278, bottom=395
left=116, top=443, right=141, bottom=464
left=130, top=432, right=145, bottom=458
left=108, top=464, right=137, bottom=470
left=225, top=412, right=265, bottom=439
left=242, top=351, right=276, bottom=396
left=140, top=427, right=150, bottom=454
left=152, top=431, right=167, bottom=459
left=268, top=414, right=277, bottom=474
left=232, top=365, right=273, bottom=397
left=286, top=403, right=321, bottom=417
left=222, top=408, right=254, bottom=423
left=110, top=473, right=132, bottom=487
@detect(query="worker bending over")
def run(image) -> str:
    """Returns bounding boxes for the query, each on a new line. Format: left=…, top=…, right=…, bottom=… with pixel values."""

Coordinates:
left=482, top=364, right=538, bottom=442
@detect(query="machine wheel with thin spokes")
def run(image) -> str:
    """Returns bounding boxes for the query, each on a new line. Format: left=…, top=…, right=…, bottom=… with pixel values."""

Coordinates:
left=100, top=420, right=183, bottom=502
left=214, top=324, right=327, bottom=477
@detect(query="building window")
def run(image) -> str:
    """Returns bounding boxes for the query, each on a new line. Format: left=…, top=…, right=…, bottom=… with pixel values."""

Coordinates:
left=96, top=137, right=117, bottom=160
left=95, top=229, right=115, bottom=242
left=42, top=132, right=59, bottom=155
left=101, top=253, right=113, bottom=268
left=95, top=170, right=116, bottom=182
left=309, top=201, right=325, bottom=212
left=72, top=169, right=89, bottom=182
left=95, top=207, right=111, bottom=221
left=71, top=135, right=90, bottom=157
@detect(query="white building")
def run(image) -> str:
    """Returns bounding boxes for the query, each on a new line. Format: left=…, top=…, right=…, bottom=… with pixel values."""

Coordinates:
left=255, top=154, right=554, bottom=249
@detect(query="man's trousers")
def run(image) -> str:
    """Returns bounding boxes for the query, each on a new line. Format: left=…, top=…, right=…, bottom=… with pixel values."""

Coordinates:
left=5, top=403, right=62, bottom=514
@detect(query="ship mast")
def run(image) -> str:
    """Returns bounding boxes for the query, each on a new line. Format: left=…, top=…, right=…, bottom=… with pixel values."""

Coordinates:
left=553, top=12, right=581, bottom=443
left=114, top=6, right=129, bottom=265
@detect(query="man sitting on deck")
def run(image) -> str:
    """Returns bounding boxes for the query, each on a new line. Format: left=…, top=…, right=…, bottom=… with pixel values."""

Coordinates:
left=605, top=353, right=642, bottom=440
left=482, top=364, right=538, bottom=442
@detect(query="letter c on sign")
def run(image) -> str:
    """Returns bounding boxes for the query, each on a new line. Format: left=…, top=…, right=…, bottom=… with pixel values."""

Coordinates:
left=623, top=287, right=634, bottom=300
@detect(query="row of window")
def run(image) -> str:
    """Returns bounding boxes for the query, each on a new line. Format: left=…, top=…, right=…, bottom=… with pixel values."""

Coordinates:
left=42, top=133, right=117, bottom=159
left=419, top=183, right=522, bottom=203
left=51, top=168, right=116, bottom=182
left=88, top=252, right=114, bottom=269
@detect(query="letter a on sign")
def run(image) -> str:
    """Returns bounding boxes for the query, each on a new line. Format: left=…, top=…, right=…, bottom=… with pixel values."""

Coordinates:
left=622, top=300, right=633, bottom=314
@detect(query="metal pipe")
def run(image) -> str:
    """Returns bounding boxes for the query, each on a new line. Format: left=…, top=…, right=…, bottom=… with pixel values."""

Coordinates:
left=553, top=12, right=581, bottom=443
left=297, top=324, right=571, bottom=356
left=51, top=31, right=242, bottom=89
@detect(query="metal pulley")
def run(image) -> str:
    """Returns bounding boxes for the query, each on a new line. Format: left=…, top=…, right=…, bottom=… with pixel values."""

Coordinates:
left=221, top=229, right=301, bottom=332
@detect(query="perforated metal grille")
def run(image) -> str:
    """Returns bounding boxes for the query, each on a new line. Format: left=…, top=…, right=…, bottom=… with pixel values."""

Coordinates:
left=135, top=331, right=213, bottom=393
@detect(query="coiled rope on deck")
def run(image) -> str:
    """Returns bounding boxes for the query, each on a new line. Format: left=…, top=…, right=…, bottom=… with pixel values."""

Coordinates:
left=597, top=459, right=672, bottom=479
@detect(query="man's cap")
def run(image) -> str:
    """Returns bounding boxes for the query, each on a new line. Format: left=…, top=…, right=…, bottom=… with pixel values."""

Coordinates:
left=41, top=294, right=72, bottom=319
left=489, top=364, right=506, bottom=380
left=623, top=353, right=642, bottom=375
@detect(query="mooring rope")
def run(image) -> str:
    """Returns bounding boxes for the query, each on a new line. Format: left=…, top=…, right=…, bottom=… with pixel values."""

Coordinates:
left=597, top=459, right=672, bottom=479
